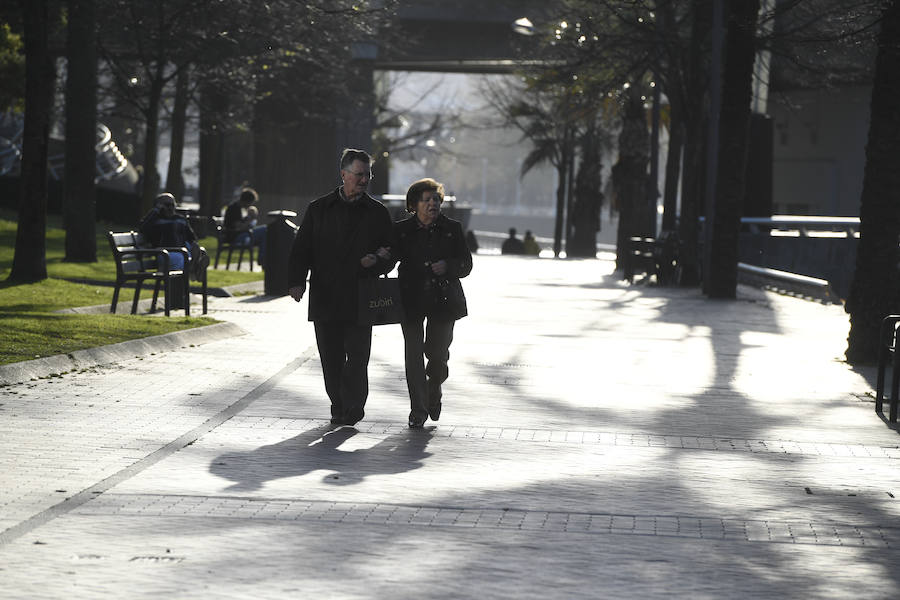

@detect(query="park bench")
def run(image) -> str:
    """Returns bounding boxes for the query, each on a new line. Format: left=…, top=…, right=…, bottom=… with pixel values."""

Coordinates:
left=876, top=315, right=900, bottom=423
left=211, top=216, right=255, bottom=271
left=623, top=231, right=678, bottom=285
left=106, top=231, right=208, bottom=317
left=623, top=236, right=657, bottom=283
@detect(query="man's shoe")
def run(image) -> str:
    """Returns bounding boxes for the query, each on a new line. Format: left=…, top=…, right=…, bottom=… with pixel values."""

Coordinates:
left=408, top=417, right=426, bottom=429
left=343, top=408, right=364, bottom=427
left=427, top=401, right=442, bottom=422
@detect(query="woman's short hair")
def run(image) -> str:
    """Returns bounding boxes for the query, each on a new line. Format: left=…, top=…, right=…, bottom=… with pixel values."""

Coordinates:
left=405, top=178, right=444, bottom=213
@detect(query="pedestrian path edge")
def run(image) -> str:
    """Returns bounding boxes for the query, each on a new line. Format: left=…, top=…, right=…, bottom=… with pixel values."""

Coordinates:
left=0, top=321, right=247, bottom=386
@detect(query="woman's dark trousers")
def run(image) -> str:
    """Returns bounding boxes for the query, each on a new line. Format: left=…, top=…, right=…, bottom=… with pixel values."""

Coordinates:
left=314, top=320, right=373, bottom=425
left=401, top=313, right=454, bottom=421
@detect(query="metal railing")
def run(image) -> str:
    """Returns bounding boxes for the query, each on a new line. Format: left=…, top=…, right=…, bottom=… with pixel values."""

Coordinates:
left=740, top=215, right=859, bottom=237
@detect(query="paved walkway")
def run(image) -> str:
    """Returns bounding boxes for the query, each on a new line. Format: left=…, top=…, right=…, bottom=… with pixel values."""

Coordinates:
left=1, top=254, right=897, bottom=599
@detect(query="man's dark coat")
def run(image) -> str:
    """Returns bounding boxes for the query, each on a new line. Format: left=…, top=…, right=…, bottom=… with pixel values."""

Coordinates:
left=288, top=188, right=393, bottom=322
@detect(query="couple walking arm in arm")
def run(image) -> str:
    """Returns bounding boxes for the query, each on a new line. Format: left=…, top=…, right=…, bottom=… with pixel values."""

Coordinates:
left=287, top=149, right=471, bottom=429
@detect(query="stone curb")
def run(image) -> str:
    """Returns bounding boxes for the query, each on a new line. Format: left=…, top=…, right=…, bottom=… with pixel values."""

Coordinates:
left=0, top=321, right=247, bottom=386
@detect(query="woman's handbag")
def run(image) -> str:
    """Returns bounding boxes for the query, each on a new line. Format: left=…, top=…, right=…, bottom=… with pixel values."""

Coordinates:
left=358, top=274, right=404, bottom=325
left=428, top=276, right=468, bottom=320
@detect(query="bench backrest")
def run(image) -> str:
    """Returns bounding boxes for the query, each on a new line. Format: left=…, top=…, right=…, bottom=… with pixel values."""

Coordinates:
left=107, top=231, right=157, bottom=275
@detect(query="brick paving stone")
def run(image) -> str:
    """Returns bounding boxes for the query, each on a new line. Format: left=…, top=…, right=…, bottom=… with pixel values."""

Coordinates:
left=1, top=255, right=899, bottom=599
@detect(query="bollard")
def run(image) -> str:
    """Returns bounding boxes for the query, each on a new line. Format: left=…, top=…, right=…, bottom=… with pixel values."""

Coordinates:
left=264, top=210, right=299, bottom=296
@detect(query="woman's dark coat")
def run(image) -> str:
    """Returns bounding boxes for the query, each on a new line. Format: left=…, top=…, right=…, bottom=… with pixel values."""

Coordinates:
left=393, top=213, right=472, bottom=320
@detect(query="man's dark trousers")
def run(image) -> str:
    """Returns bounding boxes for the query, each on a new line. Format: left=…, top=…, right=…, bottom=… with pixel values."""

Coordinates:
left=401, top=314, right=454, bottom=421
left=314, top=320, right=373, bottom=424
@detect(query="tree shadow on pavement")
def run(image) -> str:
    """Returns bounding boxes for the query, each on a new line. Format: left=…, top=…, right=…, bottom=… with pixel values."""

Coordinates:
left=478, top=269, right=900, bottom=593
left=209, top=424, right=434, bottom=493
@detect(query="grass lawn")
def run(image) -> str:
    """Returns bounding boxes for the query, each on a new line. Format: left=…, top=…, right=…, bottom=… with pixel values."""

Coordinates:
left=0, top=209, right=262, bottom=366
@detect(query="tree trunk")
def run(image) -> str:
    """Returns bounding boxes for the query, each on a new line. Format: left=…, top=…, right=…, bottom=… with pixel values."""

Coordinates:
left=552, top=149, right=567, bottom=258
left=165, top=66, right=189, bottom=201
left=845, top=0, right=900, bottom=364
left=706, top=0, right=760, bottom=299
left=198, top=84, right=226, bottom=217
left=564, top=130, right=576, bottom=254
left=570, top=125, right=603, bottom=258
left=10, top=0, right=53, bottom=283
left=662, top=108, right=683, bottom=232
left=614, top=89, right=651, bottom=273
left=676, top=0, right=712, bottom=286
left=63, top=0, right=97, bottom=263
left=678, top=120, right=705, bottom=285
left=139, top=68, right=164, bottom=215
left=647, top=79, right=661, bottom=238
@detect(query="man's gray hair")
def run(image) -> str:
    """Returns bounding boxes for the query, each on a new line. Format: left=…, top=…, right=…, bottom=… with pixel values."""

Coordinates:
left=340, top=148, right=373, bottom=171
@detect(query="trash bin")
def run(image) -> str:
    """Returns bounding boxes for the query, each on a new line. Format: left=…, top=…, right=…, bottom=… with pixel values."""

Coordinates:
left=264, top=210, right=299, bottom=296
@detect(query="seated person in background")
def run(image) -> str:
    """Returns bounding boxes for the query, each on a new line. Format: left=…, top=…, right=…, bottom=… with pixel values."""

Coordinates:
left=139, top=192, right=197, bottom=272
left=500, top=227, right=526, bottom=255
left=523, top=230, right=541, bottom=256
left=224, top=187, right=267, bottom=267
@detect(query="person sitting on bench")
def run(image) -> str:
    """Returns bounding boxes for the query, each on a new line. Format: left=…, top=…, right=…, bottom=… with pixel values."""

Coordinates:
left=223, top=187, right=267, bottom=268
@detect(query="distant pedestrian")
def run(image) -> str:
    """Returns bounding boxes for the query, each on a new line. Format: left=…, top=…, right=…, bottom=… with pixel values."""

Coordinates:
left=501, top=227, right=525, bottom=255
left=224, top=187, right=267, bottom=268
left=523, top=230, right=541, bottom=256
left=287, top=149, right=393, bottom=427
left=392, top=178, right=472, bottom=428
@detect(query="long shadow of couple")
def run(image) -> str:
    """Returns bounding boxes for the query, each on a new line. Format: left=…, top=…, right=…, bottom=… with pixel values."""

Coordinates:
left=210, top=425, right=434, bottom=492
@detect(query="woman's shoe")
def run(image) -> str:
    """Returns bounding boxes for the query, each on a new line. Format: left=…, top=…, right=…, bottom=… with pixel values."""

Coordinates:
left=427, top=401, right=442, bottom=422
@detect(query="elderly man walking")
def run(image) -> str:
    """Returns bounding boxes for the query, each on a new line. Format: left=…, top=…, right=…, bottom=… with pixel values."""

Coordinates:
left=287, top=149, right=393, bottom=426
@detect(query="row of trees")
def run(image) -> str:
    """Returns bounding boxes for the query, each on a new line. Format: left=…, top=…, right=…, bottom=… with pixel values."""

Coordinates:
left=5, top=0, right=899, bottom=363
left=492, top=0, right=897, bottom=362
left=5, top=0, right=398, bottom=280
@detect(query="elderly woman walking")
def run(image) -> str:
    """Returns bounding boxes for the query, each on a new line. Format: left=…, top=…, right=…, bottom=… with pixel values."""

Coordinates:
left=393, top=178, right=473, bottom=428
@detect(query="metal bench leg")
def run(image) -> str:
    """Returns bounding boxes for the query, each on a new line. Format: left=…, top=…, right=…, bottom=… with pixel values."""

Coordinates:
left=226, top=247, right=234, bottom=270
left=111, top=282, right=122, bottom=313
left=163, top=276, right=171, bottom=317
left=131, top=283, right=142, bottom=315
left=202, top=272, right=208, bottom=315
left=877, top=347, right=888, bottom=414
left=891, top=344, right=900, bottom=423
left=214, top=247, right=222, bottom=269
left=183, top=274, right=191, bottom=317
left=236, top=247, right=244, bottom=271
left=151, top=280, right=161, bottom=313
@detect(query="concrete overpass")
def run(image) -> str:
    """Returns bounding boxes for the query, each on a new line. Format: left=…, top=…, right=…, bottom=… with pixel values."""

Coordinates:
left=374, top=1, right=555, bottom=74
